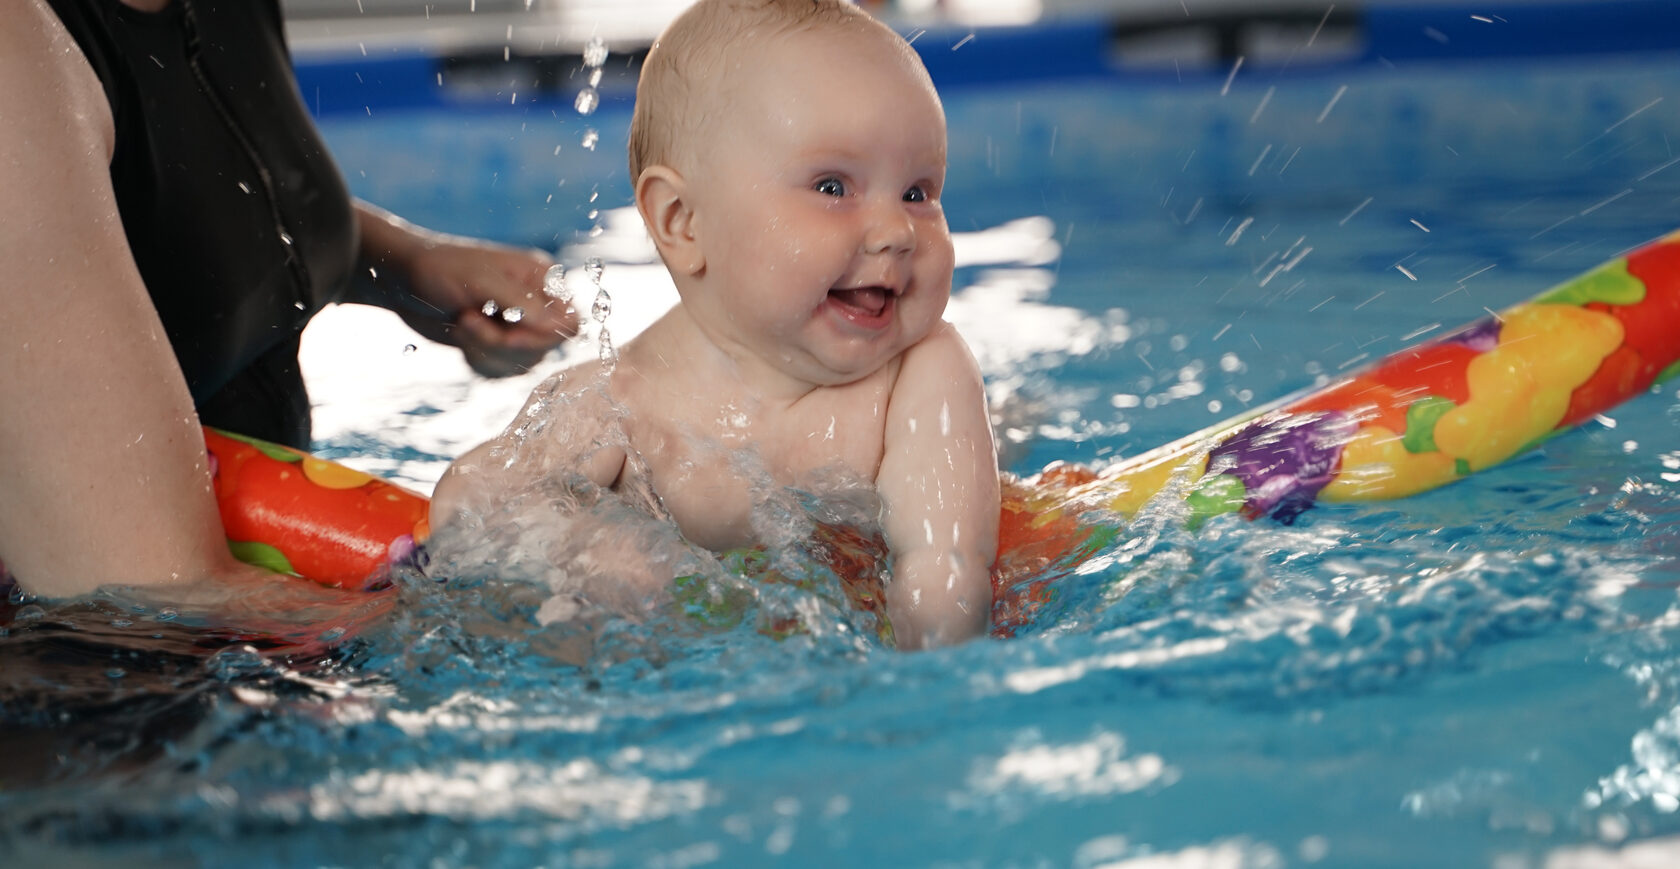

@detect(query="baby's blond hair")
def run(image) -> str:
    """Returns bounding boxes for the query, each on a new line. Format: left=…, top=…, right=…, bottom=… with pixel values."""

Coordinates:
left=628, top=0, right=916, bottom=183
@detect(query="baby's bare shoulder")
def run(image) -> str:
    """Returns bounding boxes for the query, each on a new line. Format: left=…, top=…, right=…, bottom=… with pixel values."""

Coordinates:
left=473, top=367, right=618, bottom=463
left=433, top=364, right=627, bottom=520
left=897, top=321, right=983, bottom=385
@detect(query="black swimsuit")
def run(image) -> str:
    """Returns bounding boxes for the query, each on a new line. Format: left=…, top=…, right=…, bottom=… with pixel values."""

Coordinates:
left=44, top=0, right=357, bottom=449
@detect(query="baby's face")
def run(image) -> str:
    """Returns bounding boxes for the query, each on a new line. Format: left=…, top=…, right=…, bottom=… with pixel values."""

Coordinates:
left=679, top=24, right=954, bottom=389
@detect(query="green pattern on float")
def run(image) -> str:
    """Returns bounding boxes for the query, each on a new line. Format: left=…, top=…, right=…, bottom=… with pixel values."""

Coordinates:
left=1535, top=259, right=1646, bottom=307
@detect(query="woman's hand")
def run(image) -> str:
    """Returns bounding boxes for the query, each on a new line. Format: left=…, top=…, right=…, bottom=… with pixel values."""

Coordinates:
left=353, top=202, right=580, bottom=376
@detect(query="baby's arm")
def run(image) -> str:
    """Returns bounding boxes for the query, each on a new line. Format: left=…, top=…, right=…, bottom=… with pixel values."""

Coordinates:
left=877, top=323, right=1000, bottom=649
left=430, top=374, right=626, bottom=530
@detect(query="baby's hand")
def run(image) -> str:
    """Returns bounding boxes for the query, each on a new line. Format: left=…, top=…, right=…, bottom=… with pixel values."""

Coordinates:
left=876, top=324, right=999, bottom=650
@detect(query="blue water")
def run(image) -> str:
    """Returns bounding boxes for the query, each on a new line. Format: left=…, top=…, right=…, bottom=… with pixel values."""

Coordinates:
left=6, top=39, right=1680, bottom=869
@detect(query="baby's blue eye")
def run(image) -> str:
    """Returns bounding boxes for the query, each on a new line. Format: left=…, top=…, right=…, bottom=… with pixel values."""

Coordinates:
left=814, top=177, right=846, bottom=197
left=903, top=185, right=928, bottom=203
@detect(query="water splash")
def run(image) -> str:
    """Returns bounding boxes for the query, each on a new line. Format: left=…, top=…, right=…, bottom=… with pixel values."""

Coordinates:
left=585, top=256, right=615, bottom=370
left=582, top=36, right=608, bottom=68
left=542, top=263, right=571, bottom=303
left=577, top=36, right=607, bottom=150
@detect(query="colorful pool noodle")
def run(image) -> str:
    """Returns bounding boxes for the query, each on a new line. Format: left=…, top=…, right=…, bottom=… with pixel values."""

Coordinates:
left=997, top=227, right=1680, bottom=555
left=209, top=229, right=1680, bottom=589
left=205, top=428, right=429, bottom=588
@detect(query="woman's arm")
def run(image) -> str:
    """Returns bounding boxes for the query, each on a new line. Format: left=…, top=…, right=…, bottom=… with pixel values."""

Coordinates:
left=0, top=1, right=271, bottom=596
left=350, top=202, right=579, bottom=377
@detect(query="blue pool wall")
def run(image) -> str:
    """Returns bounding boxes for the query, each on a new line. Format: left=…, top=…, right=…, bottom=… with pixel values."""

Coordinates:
left=293, top=0, right=1680, bottom=116
left=298, top=0, right=1680, bottom=261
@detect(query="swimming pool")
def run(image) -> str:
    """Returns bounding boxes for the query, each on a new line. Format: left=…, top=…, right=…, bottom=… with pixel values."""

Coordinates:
left=6, top=3, right=1680, bottom=866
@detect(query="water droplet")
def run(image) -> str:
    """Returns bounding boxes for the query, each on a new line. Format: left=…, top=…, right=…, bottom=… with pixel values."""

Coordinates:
left=583, top=36, right=609, bottom=68
left=403, top=343, right=418, bottom=355
left=319, top=626, right=347, bottom=643
left=279, top=232, right=294, bottom=246
left=591, top=291, right=613, bottom=322
left=598, top=329, right=615, bottom=368
left=501, top=306, right=525, bottom=324
left=574, top=87, right=599, bottom=115
left=15, top=604, right=45, bottom=621
left=156, top=607, right=179, bottom=621
left=588, top=67, right=603, bottom=88
left=587, top=225, right=604, bottom=238
left=481, top=300, right=500, bottom=318
left=587, top=209, right=599, bottom=220
left=106, top=668, right=127, bottom=679
left=543, top=263, right=570, bottom=300
left=207, top=644, right=270, bottom=681
left=585, top=256, right=604, bottom=284
left=581, top=129, right=599, bottom=150
left=111, top=618, right=133, bottom=628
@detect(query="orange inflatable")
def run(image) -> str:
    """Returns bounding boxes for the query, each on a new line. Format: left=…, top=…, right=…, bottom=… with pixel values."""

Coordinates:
left=205, top=429, right=429, bottom=589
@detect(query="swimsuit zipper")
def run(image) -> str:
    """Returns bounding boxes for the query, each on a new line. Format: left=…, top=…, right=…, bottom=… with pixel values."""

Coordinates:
left=178, top=0, right=314, bottom=314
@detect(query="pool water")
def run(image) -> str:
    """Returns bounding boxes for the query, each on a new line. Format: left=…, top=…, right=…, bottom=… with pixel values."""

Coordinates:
left=7, top=23, right=1680, bottom=869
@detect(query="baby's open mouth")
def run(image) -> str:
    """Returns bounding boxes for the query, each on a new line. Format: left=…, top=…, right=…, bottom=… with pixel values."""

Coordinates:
left=828, top=286, right=893, bottom=317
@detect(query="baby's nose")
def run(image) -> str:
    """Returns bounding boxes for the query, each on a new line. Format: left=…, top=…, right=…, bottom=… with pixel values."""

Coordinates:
left=863, top=201, right=916, bottom=255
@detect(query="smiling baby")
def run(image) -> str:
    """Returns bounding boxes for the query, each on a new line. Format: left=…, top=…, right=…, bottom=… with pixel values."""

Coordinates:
left=432, top=0, right=999, bottom=649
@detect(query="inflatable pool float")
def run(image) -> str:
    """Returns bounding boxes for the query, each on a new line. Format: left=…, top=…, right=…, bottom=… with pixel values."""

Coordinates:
left=206, top=230, right=1680, bottom=606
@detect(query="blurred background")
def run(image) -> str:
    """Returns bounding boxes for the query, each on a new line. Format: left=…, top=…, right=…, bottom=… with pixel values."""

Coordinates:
left=281, top=0, right=1354, bottom=52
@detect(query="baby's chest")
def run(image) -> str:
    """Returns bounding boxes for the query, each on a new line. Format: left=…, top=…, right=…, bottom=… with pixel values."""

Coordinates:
left=628, top=410, right=887, bottom=552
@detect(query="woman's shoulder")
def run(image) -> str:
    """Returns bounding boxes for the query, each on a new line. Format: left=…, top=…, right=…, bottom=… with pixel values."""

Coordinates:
left=4, top=1, right=115, bottom=174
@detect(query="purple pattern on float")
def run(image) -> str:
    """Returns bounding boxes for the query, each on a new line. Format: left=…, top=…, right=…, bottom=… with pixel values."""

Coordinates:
left=1439, top=317, right=1502, bottom=352
left=1208, top=411, right=1358, bottom=522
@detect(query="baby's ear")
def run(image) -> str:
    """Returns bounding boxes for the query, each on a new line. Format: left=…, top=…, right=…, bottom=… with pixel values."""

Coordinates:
left=635, top=166, right=704, bottom=276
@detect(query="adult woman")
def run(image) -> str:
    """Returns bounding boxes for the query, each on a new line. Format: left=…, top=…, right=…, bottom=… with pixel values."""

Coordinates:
left=0, top=0, right=577, bottom=597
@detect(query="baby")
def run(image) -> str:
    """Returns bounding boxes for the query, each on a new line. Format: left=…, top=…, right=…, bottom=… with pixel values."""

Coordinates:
left=431, top=0, right=999, bottom=649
